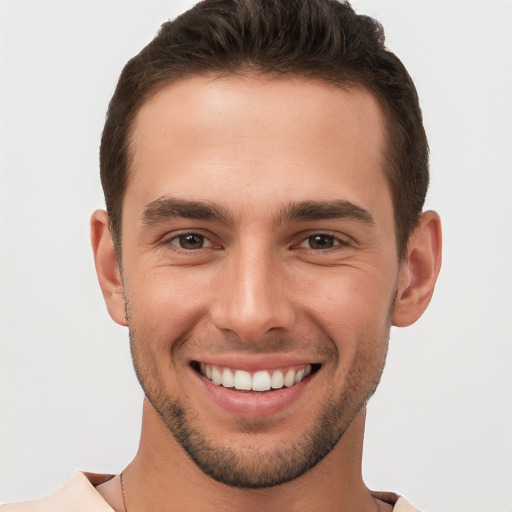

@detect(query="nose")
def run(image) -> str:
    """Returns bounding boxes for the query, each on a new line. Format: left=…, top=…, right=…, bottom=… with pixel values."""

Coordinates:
left=210, top=243, right=296, bottom=342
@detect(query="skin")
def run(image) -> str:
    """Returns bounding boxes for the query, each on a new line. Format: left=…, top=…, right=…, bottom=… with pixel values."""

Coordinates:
left=92, top=75, right=442, bottom=511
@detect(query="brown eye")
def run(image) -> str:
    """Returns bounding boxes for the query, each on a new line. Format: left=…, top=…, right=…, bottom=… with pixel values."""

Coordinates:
left=171, top=233, right=210, bottom=250
left=303, top=234, right=336, bottom=250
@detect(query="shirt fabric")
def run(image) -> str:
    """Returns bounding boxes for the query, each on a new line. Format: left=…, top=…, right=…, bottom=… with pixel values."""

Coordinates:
left=0, top=472, right=422, bottom=511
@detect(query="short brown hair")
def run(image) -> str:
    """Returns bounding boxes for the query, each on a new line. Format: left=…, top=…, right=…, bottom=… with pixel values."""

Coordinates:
left=100, top=0, right=429, bottom=260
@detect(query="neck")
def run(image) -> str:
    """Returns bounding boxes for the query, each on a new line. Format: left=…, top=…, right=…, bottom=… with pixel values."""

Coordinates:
left=116, top=398, right=378, bottom=512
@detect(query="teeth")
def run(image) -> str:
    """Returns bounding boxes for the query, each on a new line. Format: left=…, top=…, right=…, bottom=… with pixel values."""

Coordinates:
left=211, top=367, right=222, bottom=385
left=284, top=369, right=295, bottom=387
left=200, top=364, right=314, bottom=391
left=252, top=371, right=271, bottom=391
left=221, top=368, right=234, bottom=388
left=234, top=370, right=252, bottom=390
left=271, top=370, right=284, bottom=389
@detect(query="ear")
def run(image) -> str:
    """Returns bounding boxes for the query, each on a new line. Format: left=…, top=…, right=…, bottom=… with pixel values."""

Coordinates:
left=91, top=210, right=127, bottom=326
left=392, top=211, right=442, bottom=327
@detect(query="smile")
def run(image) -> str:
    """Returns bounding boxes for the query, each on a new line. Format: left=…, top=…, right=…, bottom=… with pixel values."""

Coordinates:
left=190, top=359, right=322, bottom=417
left=198, top=363, right=316, bottom=391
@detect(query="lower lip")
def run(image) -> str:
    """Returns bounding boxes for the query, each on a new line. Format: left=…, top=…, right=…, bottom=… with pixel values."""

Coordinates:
left=195, top=371, right=315, bottom=418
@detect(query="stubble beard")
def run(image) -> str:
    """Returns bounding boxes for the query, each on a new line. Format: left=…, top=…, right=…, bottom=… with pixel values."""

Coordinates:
left=126, top=289, right=394, bottom=489
left=128, top=332, right=390, bottom=490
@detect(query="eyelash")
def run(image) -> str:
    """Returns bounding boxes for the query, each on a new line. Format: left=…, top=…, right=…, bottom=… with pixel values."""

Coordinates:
left=297, top=233, right=349, bottom=250
left=165, top=231, right=218, bottom=251
left=163, top=231, right=351, bottom=253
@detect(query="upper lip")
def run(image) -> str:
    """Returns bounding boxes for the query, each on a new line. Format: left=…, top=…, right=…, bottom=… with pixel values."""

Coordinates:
left=191, top=353, right=322, bottom=372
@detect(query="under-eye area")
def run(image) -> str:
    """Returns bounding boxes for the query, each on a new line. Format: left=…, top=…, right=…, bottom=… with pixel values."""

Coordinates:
left=190, top=362, right=321, bottom=392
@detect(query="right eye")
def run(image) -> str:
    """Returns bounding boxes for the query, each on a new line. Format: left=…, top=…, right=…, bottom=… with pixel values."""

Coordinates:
left=168, top=233, right=215, bottom=250
left=299, top=234, right=338, bottom=250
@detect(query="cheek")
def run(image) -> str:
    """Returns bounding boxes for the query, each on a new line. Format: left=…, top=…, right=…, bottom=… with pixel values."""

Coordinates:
left=305, top=271, right=394, bottom=358
left=125, top=270, right=209, bottom=351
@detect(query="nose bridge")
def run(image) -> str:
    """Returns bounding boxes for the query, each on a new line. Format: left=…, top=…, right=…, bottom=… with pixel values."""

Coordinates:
left=211, top=239, right=294, bottom=340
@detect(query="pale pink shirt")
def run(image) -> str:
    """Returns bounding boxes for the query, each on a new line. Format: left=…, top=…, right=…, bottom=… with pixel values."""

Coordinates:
left=0, top=472, right=422, bottom=511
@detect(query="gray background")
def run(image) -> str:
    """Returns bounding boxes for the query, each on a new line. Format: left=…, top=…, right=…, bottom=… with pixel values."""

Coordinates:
left=1, top=1, right=511, bottom=510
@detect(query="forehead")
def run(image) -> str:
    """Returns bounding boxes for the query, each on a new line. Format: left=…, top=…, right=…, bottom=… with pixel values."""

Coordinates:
left=127, top=74, right=390, bottom=219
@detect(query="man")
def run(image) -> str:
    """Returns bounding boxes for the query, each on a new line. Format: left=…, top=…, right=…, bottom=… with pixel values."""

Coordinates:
left=2, top=0, right=441, bottom=510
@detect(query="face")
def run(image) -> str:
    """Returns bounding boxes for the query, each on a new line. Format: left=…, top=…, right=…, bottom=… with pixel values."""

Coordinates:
left=119, top=75, right=400, bottom=488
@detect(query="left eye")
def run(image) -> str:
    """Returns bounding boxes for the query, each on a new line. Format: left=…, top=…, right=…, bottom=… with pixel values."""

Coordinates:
left=169, top=233, right=214, bottom=250
left=299, top=234, right=340, bottom=250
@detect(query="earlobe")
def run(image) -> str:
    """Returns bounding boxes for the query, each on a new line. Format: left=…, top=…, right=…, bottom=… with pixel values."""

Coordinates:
left=90, top=209, right=128, bottom=326
left=392, top=211, right=442, bottom=327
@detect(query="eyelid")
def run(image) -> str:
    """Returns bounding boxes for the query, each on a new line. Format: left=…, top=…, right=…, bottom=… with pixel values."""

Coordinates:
left=169, top=233, right=215, bottom=248
left=294, top=231, right=352, bottom=250
left=161, top=229, right=221, bottom=250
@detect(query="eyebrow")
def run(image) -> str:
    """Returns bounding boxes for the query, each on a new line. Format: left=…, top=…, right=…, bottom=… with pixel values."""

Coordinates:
left=142, top=197, right=234, bottom=226
left=274, top=200, right=374, bottom=226
left=141, top=196, right=374, bottom=227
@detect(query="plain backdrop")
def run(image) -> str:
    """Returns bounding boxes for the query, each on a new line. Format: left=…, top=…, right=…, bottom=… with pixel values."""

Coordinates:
left=1, top=1, right=511, bottom=510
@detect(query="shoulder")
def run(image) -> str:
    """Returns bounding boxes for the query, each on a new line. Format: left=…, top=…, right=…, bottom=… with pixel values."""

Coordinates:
left=0, top=473, right=115, bottom=512
left=372, top=491, right=423, bottom=512
left=393, top=496, right=422, bottom=512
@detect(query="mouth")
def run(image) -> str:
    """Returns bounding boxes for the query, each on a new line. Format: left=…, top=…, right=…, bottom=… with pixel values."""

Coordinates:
left=191, top=361, right=321, bottom=393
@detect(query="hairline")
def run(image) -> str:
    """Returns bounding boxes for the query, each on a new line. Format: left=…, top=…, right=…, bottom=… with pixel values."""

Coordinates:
left=111, top=70, right=411, bottom=263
